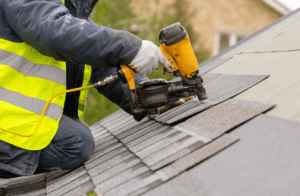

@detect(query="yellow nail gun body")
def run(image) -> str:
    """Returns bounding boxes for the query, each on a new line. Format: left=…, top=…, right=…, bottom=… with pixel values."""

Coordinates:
left=116, top=22, right=207, bottom=117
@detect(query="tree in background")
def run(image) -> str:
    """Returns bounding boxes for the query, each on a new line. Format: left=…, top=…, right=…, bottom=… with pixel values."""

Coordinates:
left=82, top=0, right=211, bottom=125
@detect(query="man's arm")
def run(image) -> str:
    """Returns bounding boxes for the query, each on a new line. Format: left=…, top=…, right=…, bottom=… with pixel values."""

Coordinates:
left=1, top=0, right=141, bottom=68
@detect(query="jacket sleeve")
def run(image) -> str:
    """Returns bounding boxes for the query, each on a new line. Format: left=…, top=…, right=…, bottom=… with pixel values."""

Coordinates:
left=0, top=0, right=142, bottom=68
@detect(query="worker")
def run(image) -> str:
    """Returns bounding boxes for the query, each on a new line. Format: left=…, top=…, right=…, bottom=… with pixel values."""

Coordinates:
left=0, top=0, right=171, bottom=179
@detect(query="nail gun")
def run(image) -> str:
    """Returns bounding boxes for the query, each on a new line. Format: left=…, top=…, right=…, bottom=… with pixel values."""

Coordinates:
left=92, top=22, right=207, bottom=116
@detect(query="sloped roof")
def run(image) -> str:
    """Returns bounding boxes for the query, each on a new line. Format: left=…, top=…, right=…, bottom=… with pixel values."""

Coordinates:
left=2, top=6, right=300, bottom=196
left=207, top=7, right=300, bottom=121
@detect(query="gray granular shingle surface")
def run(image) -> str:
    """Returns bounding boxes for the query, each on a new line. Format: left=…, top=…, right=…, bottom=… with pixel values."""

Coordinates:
left=175, top=99, right=275, bottom=142
left=3, top=173, right=46, bottom=196
left=94, top=136, right=117, bottom=151
left=45, top=170, right=72, bottom=184
left=158, top=134, right=239, bottom=180
left=7, top=186, right=46, bottom=196
left=135, top=131, right=188, bottom=159
left=149, top=141, right=206, bottom=171
left=46, top=166, right=94, bottom=196
left=6, top=182, right=46, bottom=196
left=115, top=120, right=156, bottom=138
left=142, top=172, right=218, bottom=196
left=63, top=180, right=94, bottom=196
left=155, top=73, right=268, bottom=124
left=87, top=142, right=123, bottom=163
left=111, top=117, right=151, bottom=135
left=144, top=136, right=202, bottom=170
left=86, top=151, right=135, bottom=175
left=120, top=122, right=164, bottom=144
left=128, top=126, right=175, bottom=152
left=203, top=73, right=268, bottom=103
left=126, top=125, right=171, bottom=148
left=165, top=100, right=214, bottom=124
left=185, top=115, right=300, bottom=196
left=46, top=167, right=87, bottom=193
left=8, top=173, right=45, bottom=190
left=96, top=163, right=149, bottom=193
left=154, top=101, right=200, bottom=122
left=104, top=172, right=162, bottom=196
left=91, top=157, right=142, bottom=185
left=85, top=146, right=128, bottom=169
left=47, top=173, right=92, bottom=196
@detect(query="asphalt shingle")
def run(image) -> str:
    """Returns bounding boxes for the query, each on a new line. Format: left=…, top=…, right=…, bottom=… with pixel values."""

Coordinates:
left=102, top=115, right=134, bottom=131
left=120, top=122, right=164, bottom=144
left=91, top=157, right=142, bottom=185
left=149, top=141, right=205, bottom=171
left=158, top=134, right=239, bottom=180
left=63, top=179, right=94, bottom=196
left=175, top=99, right=275, bottom=142
left=103, top=172, right=162, bottom=196
left=154, top=101, right=201, bottom=122
left=142, top=172, right=218, bottom=196
left=85, top=146, right=128, bottom=170
left=87, top=151, right=134, bottom=176
left=162, top=73, right=269, bottom=124
left=115, top=120, right=156, bottom=138
left=96, top=163, right=149, bottom=194
left=47, top=173, right=92, bottom=196
left=0, top=179, right=9, bottom=196
left=46, top=170, right=72, bottom=184
left=46, top=167, right=87, bottom=194
left=7, top=187, right=46, bottom=196
left=144, top=136, right=202, bottom=170
left=4, top=173, right=46, bottom=196
left=186, top=114, right=300, bottom=195
left=111, top=117, right=151, bottom=136
left=8, top=173, right=45, bottom=190
left=94, top=137, right=118, bottom=152
left=87, top=142, right=123, bottom=163
left=165, top=100, right=214, bottom=124
left=136, top=131, right=188, bottom=159
left=128, top=126, right=175, bottom=152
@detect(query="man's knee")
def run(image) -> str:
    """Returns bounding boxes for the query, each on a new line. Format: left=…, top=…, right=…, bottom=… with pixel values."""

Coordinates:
left=76, top=125, right=95, bottom=163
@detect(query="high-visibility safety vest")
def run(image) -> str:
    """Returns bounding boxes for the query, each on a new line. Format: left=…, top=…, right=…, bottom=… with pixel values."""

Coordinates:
left=0, top=0, right=91, bottom=151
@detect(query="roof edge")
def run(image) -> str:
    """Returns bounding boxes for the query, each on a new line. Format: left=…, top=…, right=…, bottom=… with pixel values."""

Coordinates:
left=263, top=0, right=292, bottom=15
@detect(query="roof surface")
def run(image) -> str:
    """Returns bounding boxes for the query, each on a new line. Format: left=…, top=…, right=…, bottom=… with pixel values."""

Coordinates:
left=2, top=7, right=300, bottom=196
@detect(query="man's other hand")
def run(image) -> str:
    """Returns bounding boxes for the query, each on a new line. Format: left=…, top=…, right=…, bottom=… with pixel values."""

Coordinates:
left=129, top=40, right=172, bottom=76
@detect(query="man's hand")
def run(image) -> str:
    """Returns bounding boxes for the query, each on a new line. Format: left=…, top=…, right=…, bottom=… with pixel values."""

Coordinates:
left=129, top=40, right=173, bottom=76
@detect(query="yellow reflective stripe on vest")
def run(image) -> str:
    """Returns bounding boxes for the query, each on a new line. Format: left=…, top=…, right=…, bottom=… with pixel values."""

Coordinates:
left=78, top=64, right=92, bottom=118
left=0, top=86, right=63, bottom=121
left=0, top=38, right=66, bottom=71
left=0, top=64, right=66, bottom=107
left=0, top=47, right=66, bottom=86
left=61, top=0, right=65, bottom=4
left=0, top=100, right=61, bottom=150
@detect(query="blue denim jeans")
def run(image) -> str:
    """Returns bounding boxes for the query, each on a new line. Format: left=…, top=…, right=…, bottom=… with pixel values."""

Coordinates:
left=35, top=115, right=95, bottom=174
left=0, top=115, right=95, bottom=178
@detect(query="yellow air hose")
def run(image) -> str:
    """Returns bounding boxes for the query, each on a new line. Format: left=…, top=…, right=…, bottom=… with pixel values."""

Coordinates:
left=0, top=74, right=118, bottom=137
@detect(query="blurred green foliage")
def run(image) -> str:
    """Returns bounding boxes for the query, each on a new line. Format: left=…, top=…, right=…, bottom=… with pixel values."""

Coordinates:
left=82, top=0, right=211, bottom=126
left=86, top=190, right=96, bottom=196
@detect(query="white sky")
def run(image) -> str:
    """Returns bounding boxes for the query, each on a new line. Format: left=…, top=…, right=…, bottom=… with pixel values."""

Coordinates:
left=279, top=0, right=300, bottom=10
